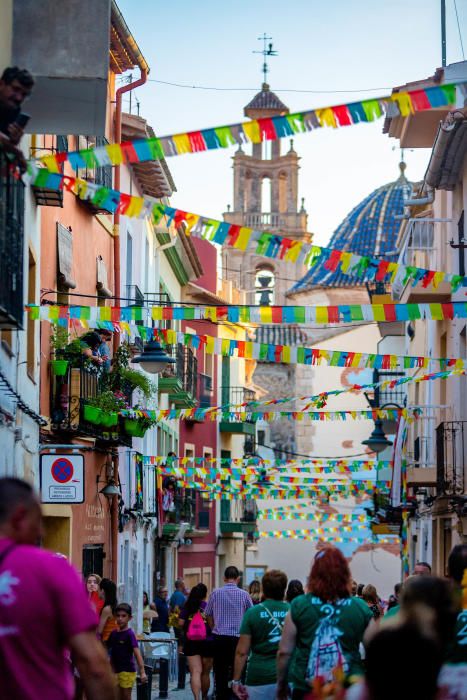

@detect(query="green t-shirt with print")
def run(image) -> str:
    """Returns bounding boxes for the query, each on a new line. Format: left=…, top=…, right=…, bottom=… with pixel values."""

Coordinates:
left=289, top=593, right=373, bottom=691
left=239, top=600, right=290, bottom=685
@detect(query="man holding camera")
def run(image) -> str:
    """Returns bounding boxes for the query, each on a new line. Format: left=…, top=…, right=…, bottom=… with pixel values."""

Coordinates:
left=0, top=66, right=34, bottom=171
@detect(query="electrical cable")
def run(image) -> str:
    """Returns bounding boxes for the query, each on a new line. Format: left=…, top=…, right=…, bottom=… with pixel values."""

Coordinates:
left=453, top=0, right=466, bottom=60
left=146, top=78, right=393, bottom=94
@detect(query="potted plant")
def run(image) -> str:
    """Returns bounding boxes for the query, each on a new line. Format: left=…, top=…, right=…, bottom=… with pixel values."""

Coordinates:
left=123, top=417, right=152, bottom=438
left=49, top=326, right=70, bottom=376
left=82, top=397, right=103, bottom=425
left=94, top=391, right=127, bottom=428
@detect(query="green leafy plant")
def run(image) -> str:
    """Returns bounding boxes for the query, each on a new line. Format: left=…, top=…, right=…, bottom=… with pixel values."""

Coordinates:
left=91, top=391, right=127, bottom=413
left=50, top=326, right=69, bottom=355
left=120, top=368, right=155, bottom=399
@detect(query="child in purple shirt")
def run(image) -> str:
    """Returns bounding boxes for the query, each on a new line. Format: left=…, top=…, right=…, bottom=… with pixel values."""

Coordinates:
left=107, top=603, right=147, bottom=699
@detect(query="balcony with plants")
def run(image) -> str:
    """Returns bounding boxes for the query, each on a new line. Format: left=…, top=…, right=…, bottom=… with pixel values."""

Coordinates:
left=158, top=343, right=197, bottom=408
left=49, top=330, right=156, bottom=444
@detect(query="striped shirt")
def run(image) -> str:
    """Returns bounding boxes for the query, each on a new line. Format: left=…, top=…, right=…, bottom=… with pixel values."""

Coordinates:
left=205, top=583, right=253, bottom=636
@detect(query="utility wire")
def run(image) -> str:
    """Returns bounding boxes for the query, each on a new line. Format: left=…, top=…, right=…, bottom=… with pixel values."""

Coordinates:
left=145, top=78, right=392, bottom=94
left=453, top=0, right=466, bottom=60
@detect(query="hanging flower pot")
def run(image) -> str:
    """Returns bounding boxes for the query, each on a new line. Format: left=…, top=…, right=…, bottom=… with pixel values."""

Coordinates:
left=50, top=359, right=69, bottom=377
left=123, top=418, right=148, bottom=438
left=101, top=412, right=118, bottom=428
left=83, top=404, right=102, bottom=425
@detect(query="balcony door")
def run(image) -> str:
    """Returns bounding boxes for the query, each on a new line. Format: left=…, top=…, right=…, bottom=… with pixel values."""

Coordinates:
left=221, top=357, right=230, bottom=405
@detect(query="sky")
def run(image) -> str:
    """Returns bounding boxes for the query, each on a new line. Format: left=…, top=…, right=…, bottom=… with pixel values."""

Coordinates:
left=116, top=0, right=466, bottom=246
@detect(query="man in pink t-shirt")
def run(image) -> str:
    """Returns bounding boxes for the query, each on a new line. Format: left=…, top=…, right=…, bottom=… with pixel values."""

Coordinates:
left=0, top=477, right=116, bottom=700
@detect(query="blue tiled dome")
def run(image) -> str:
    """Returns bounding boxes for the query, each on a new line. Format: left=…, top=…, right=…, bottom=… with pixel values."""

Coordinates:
left=290, top=165, right=413, bottom=292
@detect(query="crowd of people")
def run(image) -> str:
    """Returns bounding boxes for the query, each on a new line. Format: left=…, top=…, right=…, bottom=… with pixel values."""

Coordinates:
left=1, top=476, right=467, bottom=700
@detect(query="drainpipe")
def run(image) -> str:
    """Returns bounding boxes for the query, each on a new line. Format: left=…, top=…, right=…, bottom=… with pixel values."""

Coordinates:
left=111, top=3, right=149, bottom=580
left=114, top=68, right=147, bottom=310
left=111, top=71, right=146, bottom=581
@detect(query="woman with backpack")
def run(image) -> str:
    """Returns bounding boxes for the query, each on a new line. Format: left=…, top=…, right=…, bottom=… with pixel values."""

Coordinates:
left=179, top=583, right=214, bottom=700
left=276, top=546, right=374, bottom=700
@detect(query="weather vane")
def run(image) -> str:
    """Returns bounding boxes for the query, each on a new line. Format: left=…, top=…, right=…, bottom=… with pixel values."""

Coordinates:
left=253, top=33, right=278, bottom=85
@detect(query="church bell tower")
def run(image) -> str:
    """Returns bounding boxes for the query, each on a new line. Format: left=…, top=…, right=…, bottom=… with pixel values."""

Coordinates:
left=223, top=83, right=310, bottom=306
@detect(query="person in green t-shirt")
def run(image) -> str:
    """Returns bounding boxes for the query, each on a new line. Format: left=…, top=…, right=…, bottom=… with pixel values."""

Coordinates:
left=231, top=569, right=289, bottom=700
left=277, top=546, right=374, bottom=700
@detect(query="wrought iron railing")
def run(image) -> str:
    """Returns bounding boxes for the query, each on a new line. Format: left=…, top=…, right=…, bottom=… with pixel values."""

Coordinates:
left=161, top=344, right=197, bottom=397
left=436, top=421, right=467, bottom=496
left=220, top=386, right=256, bottom=422
left=0, top=148, right=25, bottom=328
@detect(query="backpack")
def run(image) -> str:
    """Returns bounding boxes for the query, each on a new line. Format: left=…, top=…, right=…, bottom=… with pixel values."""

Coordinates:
left=186, top=610, right=207, bottom=641
left=305, top=604, right=348, bottom=686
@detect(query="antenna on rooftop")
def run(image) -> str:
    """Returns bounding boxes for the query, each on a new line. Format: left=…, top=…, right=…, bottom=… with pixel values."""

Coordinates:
left=253, top=34, right=278, bottom=85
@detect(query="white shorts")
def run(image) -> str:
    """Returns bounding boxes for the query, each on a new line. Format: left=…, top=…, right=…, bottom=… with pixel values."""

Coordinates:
left=246, top=683, right=277, bottom=699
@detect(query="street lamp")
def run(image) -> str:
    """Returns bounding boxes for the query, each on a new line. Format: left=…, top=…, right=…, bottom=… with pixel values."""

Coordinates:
left=99, top=479, right=120, bottom=499
left=132, top=339, right=175, bottom=374
left=362, top=418, right=392, bottom=454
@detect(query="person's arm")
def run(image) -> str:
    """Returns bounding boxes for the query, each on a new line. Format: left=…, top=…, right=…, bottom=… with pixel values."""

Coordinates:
left=232, top=634, right=251, bottom=700
left=97, top=605, right=111, bottom=637
left=69, top=630, right=117, bottom=700
left=205, top=592, right=215, bottom=631
left=276, top=612, right=297, bottom=700
left=134, top=646, right=147, bottom=682
left=0, top=134, right=27, bottom=172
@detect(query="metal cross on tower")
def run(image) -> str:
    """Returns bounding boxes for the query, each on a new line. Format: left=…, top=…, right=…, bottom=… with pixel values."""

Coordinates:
left=253, top=34, right=278, bottom=84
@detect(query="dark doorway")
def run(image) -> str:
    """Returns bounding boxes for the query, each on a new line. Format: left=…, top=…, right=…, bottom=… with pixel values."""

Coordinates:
left=82, top=544, right=104, bottom=578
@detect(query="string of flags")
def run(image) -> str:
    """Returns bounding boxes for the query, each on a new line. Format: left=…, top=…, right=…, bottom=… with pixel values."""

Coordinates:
left=24, top=168, right=467, bottom=294
left=158, top=465, right=385, bottom=484
left=122, top=364, right=459, bottom=413
left=155, top=328, right=464, bottom=371
left=33, top=83, right=460, bottom=168
left=258, top=530, right=399, bottom=543
left=144, top=456, right=390, bottom=468
left=124, top=407, right=409, bottom=423
left=29, top=301, right=467, bottom=325
left=258, top=511, right=370, bottom=522
left=41, top=317, right=467, bottom=371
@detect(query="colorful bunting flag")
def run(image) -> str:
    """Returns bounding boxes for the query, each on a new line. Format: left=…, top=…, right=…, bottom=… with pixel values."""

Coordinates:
left=30, top=301, right=467, bottom=325
left=33, top=83, right=460, bottom=167
left=24, top=171, right=467, bottom=294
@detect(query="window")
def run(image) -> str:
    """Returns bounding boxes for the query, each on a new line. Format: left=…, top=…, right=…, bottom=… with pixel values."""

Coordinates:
left=261, top=140, right=272, bottom=160
left=126, top=232, right=133, bottom=287
left=458, top=211, right=465, bottom=277
left=278, top=172, right=287, bottom=212
left=26, top=249, right=37, bottom=379
left=198, top=449, right=212, bottom=529
left=260, top=176, right=272, bottom=213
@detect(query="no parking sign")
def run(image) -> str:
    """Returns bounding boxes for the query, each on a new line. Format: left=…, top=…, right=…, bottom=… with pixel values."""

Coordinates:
left=40, top=454, right=84, bottom=503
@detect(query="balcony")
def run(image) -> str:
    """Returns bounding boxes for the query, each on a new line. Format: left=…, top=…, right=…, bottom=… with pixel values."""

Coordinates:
left=161, top=488, right=197, bottom=539
left=242, top=211, right=307, bottom=233
left=436, top=421, right=467, bottom=496
left=76, top=137, right=113, bottom=214
left=0, top=149, right=25, bottom=329
left=220, top=387, right=256, bottom=435
left=31, top=136, right=67, bottom=207
left=158, top=344, right=197, bottom=407
left=406, top=407, right=442, bottom=488
left=49, top=359, right=132, bottom=446
left=392, top=219, right=452, bottom=303
left=185, top=373, right=213, bottom=423
left=219, top=499, right=258, bottom=535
